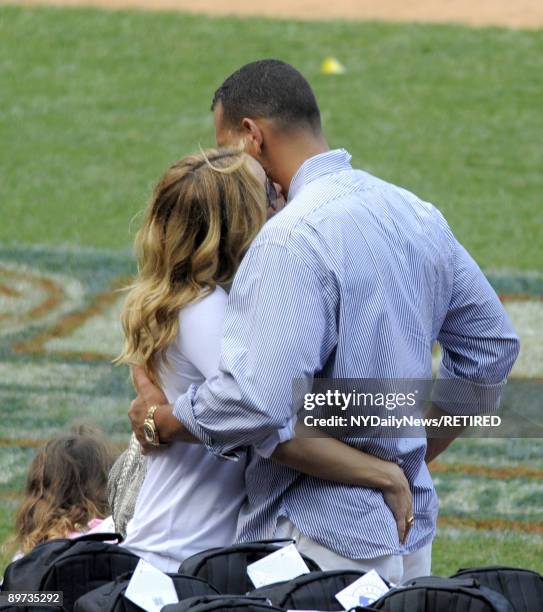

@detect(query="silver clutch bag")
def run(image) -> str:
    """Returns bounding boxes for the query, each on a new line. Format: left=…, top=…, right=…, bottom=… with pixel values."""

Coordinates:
left=107, top=433, right=147, bottom=537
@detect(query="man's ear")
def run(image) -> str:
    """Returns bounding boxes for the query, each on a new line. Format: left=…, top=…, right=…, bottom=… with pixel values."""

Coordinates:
left=241, top=118, right=264, bottom=156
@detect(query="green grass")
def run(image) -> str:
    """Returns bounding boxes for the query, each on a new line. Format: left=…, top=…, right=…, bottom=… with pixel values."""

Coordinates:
left=1, top=5, right=542, bottom=269
left=0, top=502, right=18, bottom=569
left=432, top=529, right=543, bottom=575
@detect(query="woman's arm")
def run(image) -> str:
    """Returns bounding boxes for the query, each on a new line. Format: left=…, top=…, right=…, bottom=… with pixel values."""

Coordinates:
left=271, top=428, right=413, bottom=543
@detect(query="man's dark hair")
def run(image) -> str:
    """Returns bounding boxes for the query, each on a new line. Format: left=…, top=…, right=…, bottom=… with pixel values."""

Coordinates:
left=211, top=59, right=321, bottom=133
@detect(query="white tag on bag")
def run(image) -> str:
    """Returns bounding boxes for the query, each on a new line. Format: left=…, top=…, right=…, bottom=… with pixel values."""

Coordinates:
left=125, top=559, right=179, bottom=612
left=247, top=543, right=310, bottom=588
left=335, top=569, right=390, bottom=609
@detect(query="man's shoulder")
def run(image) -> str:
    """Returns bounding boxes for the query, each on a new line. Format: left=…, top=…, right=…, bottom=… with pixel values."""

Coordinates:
left=263, top=168, right=442, bottom=228
left=343, top=169, right=453, bottom=239
left=253, top=169, right=367, bottom=245
left=251, top=167, right=453, bottom=269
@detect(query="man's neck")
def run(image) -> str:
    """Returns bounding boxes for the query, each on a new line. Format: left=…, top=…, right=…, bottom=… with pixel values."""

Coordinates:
left=268, top=132, right=329, bottom=196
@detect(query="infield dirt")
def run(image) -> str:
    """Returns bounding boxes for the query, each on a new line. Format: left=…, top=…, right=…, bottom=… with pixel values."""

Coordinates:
left=1, top=0, right=542, bottom=29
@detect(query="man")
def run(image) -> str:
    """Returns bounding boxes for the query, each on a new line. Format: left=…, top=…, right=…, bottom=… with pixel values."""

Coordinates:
left=129, top=60, right=519, bottom=583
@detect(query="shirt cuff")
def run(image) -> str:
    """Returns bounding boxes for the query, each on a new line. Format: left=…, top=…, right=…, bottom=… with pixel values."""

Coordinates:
left=432, top=362, right=506, bottom=415
left=253, top=420, right=296, bottom=459
left=172, top=385, right=241, bottom=462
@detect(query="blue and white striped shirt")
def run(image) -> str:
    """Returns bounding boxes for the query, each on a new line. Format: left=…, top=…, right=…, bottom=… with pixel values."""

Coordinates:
left=173, top=149, right=519, bottom=558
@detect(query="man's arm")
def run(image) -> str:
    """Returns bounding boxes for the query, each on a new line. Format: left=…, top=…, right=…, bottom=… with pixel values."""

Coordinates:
left=128, top=368, right=415, bottom=542
left=428, top=235, right=520, bottom=459
left=129, top=371, right=415, bottom=544
left=424, top=404, right=466, bottom=463
left=131, top=239, right=337, bottom=454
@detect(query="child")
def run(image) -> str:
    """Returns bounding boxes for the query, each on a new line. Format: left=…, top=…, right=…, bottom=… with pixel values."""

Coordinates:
left=11, top=423, right=116, bottom=557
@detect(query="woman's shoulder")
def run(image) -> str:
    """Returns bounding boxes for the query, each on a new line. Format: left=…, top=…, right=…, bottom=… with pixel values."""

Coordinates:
left=171, top=286, right=228, bottom=377
left=178, top=285, right=228, bottom=326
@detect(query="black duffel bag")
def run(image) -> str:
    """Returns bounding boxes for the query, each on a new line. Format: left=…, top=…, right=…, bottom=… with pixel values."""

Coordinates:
left=451, top=566, right=543, bottom=612
left=178, top=540, right=320, bottom=595
left=163, top=595, right=285, bottom=611
left=249, top=569, right=372, bottom=610
left=372, top=576, right=515, bottom=612
left=74, top=571, right=219, bottom=612
left=2, top=533, right=140, bottom=612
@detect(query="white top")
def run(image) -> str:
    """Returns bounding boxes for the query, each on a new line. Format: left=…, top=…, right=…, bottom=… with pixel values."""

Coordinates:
left=122, top=287, right=247, bottom=572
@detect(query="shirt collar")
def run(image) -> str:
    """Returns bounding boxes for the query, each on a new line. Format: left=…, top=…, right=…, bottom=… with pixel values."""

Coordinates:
left=287, top=148, right=353, bottom=202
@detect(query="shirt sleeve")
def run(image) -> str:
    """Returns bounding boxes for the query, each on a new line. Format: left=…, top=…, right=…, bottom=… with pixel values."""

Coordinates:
left=172, top=240, right=338, bottom=457
left=433, top=237, right=520, bottom=414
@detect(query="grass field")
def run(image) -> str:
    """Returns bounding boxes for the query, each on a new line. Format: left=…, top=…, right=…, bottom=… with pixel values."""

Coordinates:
left=1, top=5, right=542, bottom=268
left=0, top=5, right=542, bottom=577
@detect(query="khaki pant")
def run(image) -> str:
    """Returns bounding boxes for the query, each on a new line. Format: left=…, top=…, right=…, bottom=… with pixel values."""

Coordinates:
left=275, top=517, right=432, bottom=585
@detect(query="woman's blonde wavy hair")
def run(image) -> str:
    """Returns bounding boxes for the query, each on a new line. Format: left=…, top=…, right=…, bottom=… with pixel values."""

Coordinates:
left=12, top=424, right=116, bottom=555
left=115, top=147, right=267, bottom=384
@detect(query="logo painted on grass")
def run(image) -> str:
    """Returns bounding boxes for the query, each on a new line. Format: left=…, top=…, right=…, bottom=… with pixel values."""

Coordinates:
left=1, top=253, right=541, bottom=378
left=14, top=281, right=127, bottom=360
left=0, top=263, right=84, bottom=338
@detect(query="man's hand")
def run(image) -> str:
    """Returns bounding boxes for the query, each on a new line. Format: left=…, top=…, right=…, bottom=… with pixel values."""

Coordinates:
left=128, top=365, right=198, bottom=450
left=382, top=463, right=414, bottom=545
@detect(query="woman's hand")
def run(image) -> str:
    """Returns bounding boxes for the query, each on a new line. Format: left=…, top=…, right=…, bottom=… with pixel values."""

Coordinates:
left=271, top=430, right=415, bottom=544
left=129, top=365, right=169, bottom=451
left=129, top=365, right=198, bottom=450
left=382, top=462, right=414, bottom=545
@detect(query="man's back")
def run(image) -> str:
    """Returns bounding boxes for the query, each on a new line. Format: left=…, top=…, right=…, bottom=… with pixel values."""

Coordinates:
left=270, top=161, right=453, bottom=379
left=231, top=149, right=518, bottom=557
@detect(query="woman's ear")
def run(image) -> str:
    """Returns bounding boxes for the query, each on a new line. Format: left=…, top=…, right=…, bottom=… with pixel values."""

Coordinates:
left=241, top=118, right=264, bottom=156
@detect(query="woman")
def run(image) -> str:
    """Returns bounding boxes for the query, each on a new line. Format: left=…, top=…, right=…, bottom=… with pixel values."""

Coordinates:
left=115, top=147, right=411, bottom=572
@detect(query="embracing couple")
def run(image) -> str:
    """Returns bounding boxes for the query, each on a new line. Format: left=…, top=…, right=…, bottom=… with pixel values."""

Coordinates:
left=115, top=60, right=519, bottom=585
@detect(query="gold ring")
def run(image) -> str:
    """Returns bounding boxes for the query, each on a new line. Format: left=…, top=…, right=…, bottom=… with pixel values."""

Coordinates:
left=407, top=516, right=415, bottom=526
